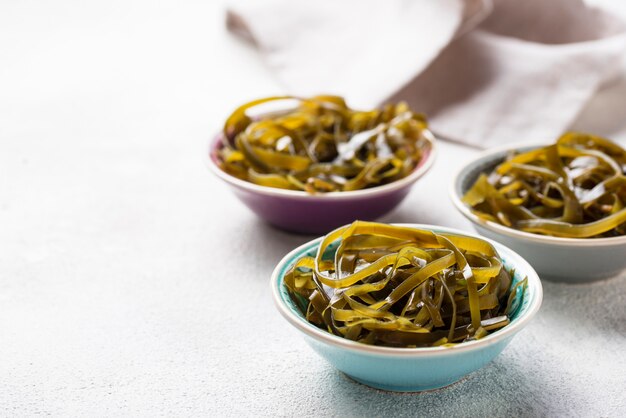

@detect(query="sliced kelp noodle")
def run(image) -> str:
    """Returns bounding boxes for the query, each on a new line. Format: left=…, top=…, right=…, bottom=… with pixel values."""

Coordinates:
left=284, top=221, right=524, bottom=348
left=463, top=133, right=626, bottom=238
left=218, top=96, right=431, bottom=194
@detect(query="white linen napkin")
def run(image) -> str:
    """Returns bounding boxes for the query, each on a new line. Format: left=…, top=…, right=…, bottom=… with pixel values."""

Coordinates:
left=226, top=0, right=490, bottom=106
left=227, top=0, right=626, bottom=147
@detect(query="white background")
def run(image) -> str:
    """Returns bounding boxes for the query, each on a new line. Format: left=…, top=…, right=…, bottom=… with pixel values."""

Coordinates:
left=1, top=1, right=625, bottom=416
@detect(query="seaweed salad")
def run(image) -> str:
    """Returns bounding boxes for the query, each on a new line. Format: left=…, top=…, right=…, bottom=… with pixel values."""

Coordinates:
left=217, top=96, right=432, bottom=194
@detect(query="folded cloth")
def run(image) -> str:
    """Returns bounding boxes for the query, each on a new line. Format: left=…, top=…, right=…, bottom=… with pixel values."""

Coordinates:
left=227, top=0, right=626, bottom=148
left=388, top=0, right=626, bottom=147
left=226, top=0, right=490, bottom=107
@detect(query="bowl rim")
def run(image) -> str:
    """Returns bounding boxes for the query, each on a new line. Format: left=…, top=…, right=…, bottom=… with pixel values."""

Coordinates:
left=206, top=129, right=437, bottom=201
left=270, top=223, right=543, bottom=358
left=449, top=140, right=626, bottom=247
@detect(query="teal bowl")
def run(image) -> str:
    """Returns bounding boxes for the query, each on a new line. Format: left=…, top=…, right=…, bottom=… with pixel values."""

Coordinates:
left=271, top=224, right=543, bottom=392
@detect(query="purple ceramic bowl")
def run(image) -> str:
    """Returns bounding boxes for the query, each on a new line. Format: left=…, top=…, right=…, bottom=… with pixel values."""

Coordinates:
left=207, top=132, right=436, bottom=234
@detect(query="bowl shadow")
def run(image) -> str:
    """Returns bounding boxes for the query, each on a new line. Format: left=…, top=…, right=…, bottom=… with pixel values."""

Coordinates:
left=311, top=351, right=590, bottom=417
left=229, top=217, right=314, bottom=280
left=538, top=270, right=626, bottom=336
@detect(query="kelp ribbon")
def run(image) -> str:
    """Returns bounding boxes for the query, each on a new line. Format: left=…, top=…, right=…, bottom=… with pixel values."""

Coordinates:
left=218, top=96, right=432, bottom=194
left=285, top=222, right=525, bottom=348
left=463, top=132, right=626, bottom=238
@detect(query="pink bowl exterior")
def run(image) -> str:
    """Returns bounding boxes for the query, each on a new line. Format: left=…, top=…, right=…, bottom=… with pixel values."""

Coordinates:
left=228, top=180, right=412, bottom=234
left=209, top=135, right=434, bottom=234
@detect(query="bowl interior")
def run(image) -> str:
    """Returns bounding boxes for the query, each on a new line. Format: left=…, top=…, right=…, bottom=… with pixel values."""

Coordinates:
left=274, top=226, right=538, bottom=352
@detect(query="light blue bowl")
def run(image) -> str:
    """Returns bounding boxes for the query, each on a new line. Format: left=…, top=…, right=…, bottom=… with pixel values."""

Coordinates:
left=271, top=224, right=543, bottom=392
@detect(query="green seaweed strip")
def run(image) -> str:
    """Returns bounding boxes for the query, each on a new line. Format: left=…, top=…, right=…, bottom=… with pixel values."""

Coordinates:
left=463, top=132, right=626, bottom=238
left=284, top=221, right=521, bottom=348
left=218, top=96, right=431, bottom=194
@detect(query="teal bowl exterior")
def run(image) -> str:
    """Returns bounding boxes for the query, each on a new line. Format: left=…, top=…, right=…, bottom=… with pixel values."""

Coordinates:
left=271, top=224, right=543, bottom=392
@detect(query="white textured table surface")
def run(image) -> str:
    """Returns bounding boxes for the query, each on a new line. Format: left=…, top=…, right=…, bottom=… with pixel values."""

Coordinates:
left=1, top=1, right=626, bottom=416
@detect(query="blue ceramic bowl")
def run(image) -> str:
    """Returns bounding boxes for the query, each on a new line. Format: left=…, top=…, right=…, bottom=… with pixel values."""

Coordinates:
left=271, top=224, right=542, bottom=392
